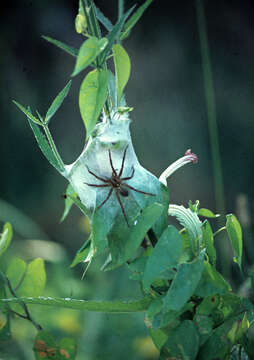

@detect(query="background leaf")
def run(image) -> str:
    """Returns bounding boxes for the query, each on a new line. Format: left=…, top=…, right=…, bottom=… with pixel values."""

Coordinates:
left=6, top=257, right=27, bottom=289
left=17, top=258, right=46, bottom=298
left=143, top=225, right=182, bottom=292
left=112, top=44, right=131, bottom=103
left=0, top=222, right=13, bottom=257
left=79, top=69, right=109, bottom=139
left=45, top=81, right=72, bottom=124
left=58, top=338, right=77, bottom=360
left=33, top=330, right=57, bottom=360
left=226, top=214, right=242, bottom=268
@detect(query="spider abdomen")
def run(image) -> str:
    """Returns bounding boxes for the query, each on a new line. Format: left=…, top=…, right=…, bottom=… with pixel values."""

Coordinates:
left=119, top=187, right=129, bottom=197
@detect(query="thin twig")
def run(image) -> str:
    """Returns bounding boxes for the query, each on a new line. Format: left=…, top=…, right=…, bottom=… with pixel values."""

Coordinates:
left=2, top=272, right=43, bottom=331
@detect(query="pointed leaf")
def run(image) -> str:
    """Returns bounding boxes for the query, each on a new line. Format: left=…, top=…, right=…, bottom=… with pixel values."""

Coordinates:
left=79, top=69, right=109, bottom=139
left=0, top=223, right=13, bottom=257
left=17, top=258, right=46, bottom=298
left=163, top=251, right=205, bottom=312
left=195, top=261, right=231, bottom=297
left=199, top=208, right=220, bottom=218
left=112, top=44, right=131, bottom=103
left=72, top=37, right=108, bottom=77
left=94, top=5, right=113, bottom=31
left=60, top=184, right=77, bottom=223
left=13, top=100, right=42, bottom=125
left=100, top=5, right=135, bottom=63
left=27, top=117, right=65, bottom=173
left=111, top=203, right=164, bottom=267
left=226, top=214, right=242, bottom=268
left=143, top=226, right=182, bottom=292
left=42, top=35, right=78, bottom=57
left=120, top=0, right=153, bottom=40
left=70, top=237, right=91, bottom=268
left=202, top=220, right=216, bottom=265
left=45, top=81, right=72, bottom=124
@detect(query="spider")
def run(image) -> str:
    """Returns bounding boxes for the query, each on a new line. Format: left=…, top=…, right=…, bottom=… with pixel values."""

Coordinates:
left=84, top=146, right=155, bottom=227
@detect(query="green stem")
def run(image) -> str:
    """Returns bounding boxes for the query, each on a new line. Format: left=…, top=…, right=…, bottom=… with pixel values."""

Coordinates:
left=0, top=296, right=152, bottom=313
left=213, top=226, right=226, bottom=238
left=43, top=124, right=65, bottom=171
left=195, top=0, right=225, bottom=217
left=195, top=0, right=231, bottom=278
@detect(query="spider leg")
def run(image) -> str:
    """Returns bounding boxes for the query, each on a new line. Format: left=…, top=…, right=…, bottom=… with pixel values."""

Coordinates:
left=115, top=189, right=130, bottom=227
left=122, top=183, right=156, bottom=196
left=121, top=166, right=134, bottom=181
left=84, top=182, right=110, bottom=187
left=118, top=145, right=128, bottom=177
left=85, top=165, right=110, bottom=183
left=97, top=187, right=113, bottom=209
left=108, top=150, right=117, bottom=176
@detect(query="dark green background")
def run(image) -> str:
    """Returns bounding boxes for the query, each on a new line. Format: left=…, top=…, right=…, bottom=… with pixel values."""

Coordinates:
left=1, top=1, right=253, bottom=359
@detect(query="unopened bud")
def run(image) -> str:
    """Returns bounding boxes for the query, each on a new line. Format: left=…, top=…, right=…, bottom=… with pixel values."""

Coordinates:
left=75, top=13, right=87, bottom=34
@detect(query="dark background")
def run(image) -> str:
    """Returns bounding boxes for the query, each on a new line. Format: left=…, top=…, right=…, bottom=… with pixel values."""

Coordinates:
left=1, top=1, right=254, bottom=359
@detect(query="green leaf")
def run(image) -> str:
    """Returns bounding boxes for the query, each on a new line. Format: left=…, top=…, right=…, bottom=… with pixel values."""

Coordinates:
left=120, top=0, right=153, bottom=40
left=45, top=81, right=72, bottom=124
left=13, top=100, right=42, bottom=125
left=17, top=258, right=46, bottom=298
left=1, top=296, right=152, bottom=313
left=70, top=237, right=91, bottom=268
left=195, top=261, right=231, bottom=297
left=202, top=220, right=216, bottom=265
left=42, top=35, right=78, bottom=57
left=110, top=203, right=164, bottom=267
left=94, top=5, right=113, bottom=31
left=163, top=251, right=205, bottom=312
left=27, top=117, right=65, bottom=173
left=143, top=226, right=182, bottom=292
left=0, top=223, right=13, bottom=257
left=67, top=194, right=92, bottom=219
left=72, top=37, right=108, bottom=77
left=150, top=328, right=168, bottom=351
left=33, top=330, right=57, bottom=360
left=112, top=44, right=131, bottom=103
left=6, top=258, right=27, bottom=289
left=100, top=5, right=135, bottom=64
left=60, top=184, right=77, bottom=223
left=58, top=338, right=77, bottom=360
left=160, top=320, right=199, bottom=360
left=226, top=214, right=242, bottom=268
left=79, top=69, right=109, bottom=139
left=198, top=208, right=220, bottom=218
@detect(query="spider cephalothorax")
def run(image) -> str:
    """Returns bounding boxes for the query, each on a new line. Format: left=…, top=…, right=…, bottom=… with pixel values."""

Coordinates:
left=84, top=146, right=155, bottom=227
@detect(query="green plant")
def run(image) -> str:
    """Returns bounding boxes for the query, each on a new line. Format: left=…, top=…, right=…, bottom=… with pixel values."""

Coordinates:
left=1, top=1, right=254, bottom=359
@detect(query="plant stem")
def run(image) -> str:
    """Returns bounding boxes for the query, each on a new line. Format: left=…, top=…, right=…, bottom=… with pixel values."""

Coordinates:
left=43, top=124, right=65, bottom=172
left=0, top=296, right=152, bottom=313
left=213, top=226, right=226, bottom=238
left=195, top=0, right=231, bottom=279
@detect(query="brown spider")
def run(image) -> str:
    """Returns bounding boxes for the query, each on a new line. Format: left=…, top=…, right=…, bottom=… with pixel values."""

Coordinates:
left=84, top=146, right=155, bottom=227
